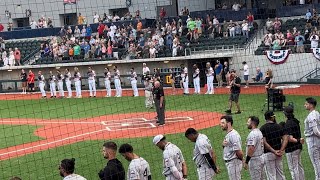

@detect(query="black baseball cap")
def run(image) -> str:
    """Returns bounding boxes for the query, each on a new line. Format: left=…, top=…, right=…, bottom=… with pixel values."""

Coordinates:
left=283, top=106, right=294, bottom=115
left=264, top=111, right=275, bottom=120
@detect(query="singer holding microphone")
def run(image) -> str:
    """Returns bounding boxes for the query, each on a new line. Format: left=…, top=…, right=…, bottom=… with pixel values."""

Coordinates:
left=225, top=69, right=242, bottom=114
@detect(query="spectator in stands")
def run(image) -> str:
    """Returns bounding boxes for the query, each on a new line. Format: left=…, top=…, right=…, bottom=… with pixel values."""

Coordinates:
left=137, top=20, right=143, bottom=32
left=59, top=158, right=86, bottom=180
left=253, top=67, right=263, bottom=82
left=310, top=32, right=319, bottom=48
left=149, top=45, right=156, bottom=58
left=247, top=12, right=254, bottom=27
left=86, top=25, right=92, bottom=40
left=74, top=26, right=80, bottom=38
left=160, top=7, right=166, bottom=20
left=286, top=30, right=295, bottom=52
left=93, top=12, right=100, bottom=23
left=7, top=22, right=13, bottom=31
left=107, top=42, right=113, bottom=58
left=187, top=18, right=196, bottom=32
left=272, top=36, right=281, bottom=50
left=222, top=3, right=228, bottom=9
left=8, top=48, right=14, bottom=66
left=196, top=18, right=202, bottom=35
left=232, top=2, right=241, bottom=11
left=273, top=17, right=282, bottom=32
left=2, top=49, right=7, bottom=66
left=47, top=17, right=53, bottom=28
left=66, top=26, right=73, bottom=39
left=266, top=18, right=273, bottom=32
left=59, top=27, right=67, bottom=38
left=208, top=22, right=215, bottom=38
left=14, top=48, right=21, bottom=66
left=0, top=38, right=5, bottom=50
left=78, top=13, right=85, bottom=25
left=73, top=43, right=81, bottom=59
left=295, top=31, right=305, bottom=53
left=30, top=19, right=37, bottom=29
left=306, top=9, right=312, bottom=20
left=235, top=23, right=242, bottom=36
left=242, top=20, right=249, bottom=39
left=229, top=20, right=236, bottom=37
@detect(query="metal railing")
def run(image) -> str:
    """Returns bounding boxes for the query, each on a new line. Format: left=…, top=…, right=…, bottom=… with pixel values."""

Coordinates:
left=297, top=66, right=320, bottom=82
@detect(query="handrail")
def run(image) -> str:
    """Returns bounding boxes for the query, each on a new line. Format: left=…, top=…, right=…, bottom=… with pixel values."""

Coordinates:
left=21, top=48, right=41, bottom=65
left=297, top=66, right=320, bottom=82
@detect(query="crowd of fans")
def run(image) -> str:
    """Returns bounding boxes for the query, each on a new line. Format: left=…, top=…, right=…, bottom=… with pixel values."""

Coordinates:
left=0, top=38, right=22, bottom=67
left=262, top=9, right=320, bottom=53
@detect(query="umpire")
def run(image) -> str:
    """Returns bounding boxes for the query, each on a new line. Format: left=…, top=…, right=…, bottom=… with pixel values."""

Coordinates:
left=153, top=80, right=165, bottom=126
left=260, top=111, right=288, bottom=180
left=282, top=106, right=305, bottom=180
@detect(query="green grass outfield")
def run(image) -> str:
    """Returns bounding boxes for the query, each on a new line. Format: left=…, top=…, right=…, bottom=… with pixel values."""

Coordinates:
left=0, top=94, right=317, bottom=180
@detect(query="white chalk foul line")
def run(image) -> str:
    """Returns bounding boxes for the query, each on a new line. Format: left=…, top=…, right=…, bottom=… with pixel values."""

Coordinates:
left=0, top=120, right=102, bottom=125
left=0, top=128, right=109, bottom=157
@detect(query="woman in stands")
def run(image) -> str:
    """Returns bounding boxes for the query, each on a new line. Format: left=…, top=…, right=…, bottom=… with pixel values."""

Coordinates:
left=265, top=69, right=273, bottom=91
left=20, top=69, right=27, bottom=94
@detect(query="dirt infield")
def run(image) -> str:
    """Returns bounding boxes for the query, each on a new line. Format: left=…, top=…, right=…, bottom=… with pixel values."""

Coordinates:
left=0, top=111, right=222, bottom=160
left=0, top=85, right=319, bottom=100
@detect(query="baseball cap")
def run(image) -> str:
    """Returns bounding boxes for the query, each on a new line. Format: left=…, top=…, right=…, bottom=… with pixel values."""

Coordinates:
left=153, top=134, right=164, bottom=145
left=264, top=111, right=276, bottom=120
left=283, top=106, right=294, bottom=114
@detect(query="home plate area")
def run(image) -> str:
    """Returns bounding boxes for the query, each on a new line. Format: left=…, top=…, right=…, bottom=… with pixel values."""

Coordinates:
left=101, top=117, right=194, bottom=131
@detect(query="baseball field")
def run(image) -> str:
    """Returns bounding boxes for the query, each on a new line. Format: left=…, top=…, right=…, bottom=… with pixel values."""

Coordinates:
left=0, top=85, right=319, bottom=180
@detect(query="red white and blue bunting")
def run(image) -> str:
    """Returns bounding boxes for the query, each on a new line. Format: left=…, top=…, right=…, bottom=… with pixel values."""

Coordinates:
left=312, top=48, right=320, bottom=61
left=265, top=50, right=290, bottom=65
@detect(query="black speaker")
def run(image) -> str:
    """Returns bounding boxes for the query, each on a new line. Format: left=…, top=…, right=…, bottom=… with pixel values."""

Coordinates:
left=267, top=89, right=286, bottom=111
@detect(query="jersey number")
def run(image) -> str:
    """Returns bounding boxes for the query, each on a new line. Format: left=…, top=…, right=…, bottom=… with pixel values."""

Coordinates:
left=143, top=168, right=148, bottom=176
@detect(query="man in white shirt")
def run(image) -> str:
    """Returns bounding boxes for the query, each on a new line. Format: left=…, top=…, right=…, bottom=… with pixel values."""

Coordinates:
left=304, top=97, right=320, bottom=179
left=242, top=61, right=249, bottom=88
left=232, top=3, right=241, bottom=11
left=93, top=12, right=100, bottom=23
left=59, top=158, right=86, bottom=180
left=30, top=19, right=37, bottom=29
left=310, top=33, right=319, bottom=48
left=149, top=46, right=156, bottom=58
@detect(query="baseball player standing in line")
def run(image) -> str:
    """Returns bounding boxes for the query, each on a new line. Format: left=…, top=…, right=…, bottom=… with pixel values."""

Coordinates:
left=64, top=68, right=72, bottom=98
left=304, top=97, right=320, bottom=179
left=260, top=111, right=287, bottom=180
left=282, top=106, right=305, bottom=180
left=114, top=66, right=122, bottom=97
left=220, top=115, right=243, bottom=180
left=74, top=67, right=82, bottom=98
left=180, top=64, right=189, bottom=95
left=87, top=67, right=96, bottom=97
left=56, top=70, right=64, bottom=98
left=205, top=62, right=214, bottom=94
left=49, top=71, right=57, bottom=98
left=130, top=68, right=139, bottom=97
left=119, top=143, right=152, bottom=180
left=38, top=71, right=46, bottom=99
left=144, top=74, right=154, bottom=108
left=185, top=128, right=220, bottom=180
left=153, top=134, right=188, bottom=180
left=104, top=68, right=112, bottom=97
left=193, top=64, right=200, bottom=94
left=244, top=116, right=265, bottom=180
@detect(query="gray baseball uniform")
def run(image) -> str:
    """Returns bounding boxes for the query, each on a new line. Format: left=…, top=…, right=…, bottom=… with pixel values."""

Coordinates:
left=193, top=134, right=215, bottom=180
left=304, top=109, right=320, bottom=179
left=163, top=142, right=185, bottom=180
left=127, top=157, right=151, bottom=180
left=223, top=129, right=242, bottom=180
left=246, top=128, right=265, bottom=180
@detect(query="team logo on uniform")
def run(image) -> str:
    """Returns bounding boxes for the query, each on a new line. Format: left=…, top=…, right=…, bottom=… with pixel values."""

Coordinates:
left=312, top=48, right=320, bottom=61
left=265, top=50, right=290, bottom=65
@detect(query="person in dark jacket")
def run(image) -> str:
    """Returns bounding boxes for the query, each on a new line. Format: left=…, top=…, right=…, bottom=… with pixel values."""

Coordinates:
left=98, top=141, right=125, bottom=180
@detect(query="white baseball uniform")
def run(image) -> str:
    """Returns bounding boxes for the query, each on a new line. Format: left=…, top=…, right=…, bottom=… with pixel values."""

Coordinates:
left=223, top=129, right=242, bottom=180
left=181, top=67, right=189, bottom=94
left=38, top=74, right=46, bottom=97
left=57, top=73, right=64, bottom=97
left=163, top=142, right=185, bottom=180
left=127, top=157, right=151, bottom=180
left=49, top=74, right=57, bottom=97
left=193, top=68, right=200, bottom=94
left=246, top=128, right=265, bottom=180
left=193, top=134, right=215, bottom=180
left=114, top=69, right=122, bottom=97
left=65, top=72, right=72, bottom=97
left=104, top=71, right=112, bottom=97
left=87, top=70, right=96, bottom=97
left=131, top=71, right=139, bottom=97
left=144, top=80, right=153, bottom=108
left=74, top=72, right=82, bottom=97
left=304, top=110, right=320, bottom=179
left=206, top=67, right=214, bottom=94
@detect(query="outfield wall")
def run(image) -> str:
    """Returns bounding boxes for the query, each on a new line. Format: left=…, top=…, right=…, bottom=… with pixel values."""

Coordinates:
left=231, top=53, right=320, bottom=83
